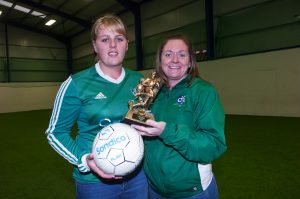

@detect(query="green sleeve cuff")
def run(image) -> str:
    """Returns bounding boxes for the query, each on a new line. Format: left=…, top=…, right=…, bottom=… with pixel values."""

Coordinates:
left=160, top=122, right=176, bottom=140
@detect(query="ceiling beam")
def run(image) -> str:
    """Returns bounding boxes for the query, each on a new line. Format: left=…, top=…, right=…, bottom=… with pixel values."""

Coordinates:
left=116, top=0, right=139, bottom=13
left=14, top=0, right=91, bottom=29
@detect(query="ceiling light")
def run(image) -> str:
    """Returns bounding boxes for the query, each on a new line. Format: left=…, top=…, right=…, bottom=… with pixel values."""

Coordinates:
left=45, top=19, right=56, bottom=26
left=0, top=11, right=2, bottom=15
left=32, top=11, right=46, bottom=18
left=14, top=5, right=30, bottom=13
left=0, top=0, right=13, bottom=7
left=0, top=0, right=46, bottom=18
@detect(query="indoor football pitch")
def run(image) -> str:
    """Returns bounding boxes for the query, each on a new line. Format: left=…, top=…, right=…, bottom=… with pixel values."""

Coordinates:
left=0, top=110, right=299, bottom=199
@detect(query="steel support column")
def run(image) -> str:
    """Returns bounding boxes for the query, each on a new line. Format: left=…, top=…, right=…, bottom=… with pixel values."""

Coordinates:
left=205, top=0, right=215, bottom=59
left=116, top=0, right=144, bottom=70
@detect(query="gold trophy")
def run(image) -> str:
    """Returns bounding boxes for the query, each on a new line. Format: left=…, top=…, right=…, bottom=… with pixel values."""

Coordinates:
left=122, top=72, right=162, bottom=126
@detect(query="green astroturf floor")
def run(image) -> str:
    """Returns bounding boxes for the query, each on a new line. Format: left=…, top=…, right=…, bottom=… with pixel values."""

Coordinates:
left=214, top=115, right=300, bottom=199
left=0, top=110, right=75, bottom=199
left=0, top=110, right=299, bottom=199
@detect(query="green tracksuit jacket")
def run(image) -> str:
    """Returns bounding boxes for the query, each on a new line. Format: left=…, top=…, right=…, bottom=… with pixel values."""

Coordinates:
left=144, top=76, right=227, bottom=198
left=45, top=64, right=142, bottom=182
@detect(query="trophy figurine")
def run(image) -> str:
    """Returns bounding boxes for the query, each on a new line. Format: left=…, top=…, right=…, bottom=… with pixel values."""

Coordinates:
left=122, top=72, right=162, bottom=126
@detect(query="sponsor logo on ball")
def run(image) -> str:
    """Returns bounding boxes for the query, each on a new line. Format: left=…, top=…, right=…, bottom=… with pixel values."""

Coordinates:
left=96, top=135, right=127, bottom=155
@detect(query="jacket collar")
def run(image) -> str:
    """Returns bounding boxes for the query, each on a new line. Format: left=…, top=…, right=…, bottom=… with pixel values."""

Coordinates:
left=162, top=75, right=191, bottom=91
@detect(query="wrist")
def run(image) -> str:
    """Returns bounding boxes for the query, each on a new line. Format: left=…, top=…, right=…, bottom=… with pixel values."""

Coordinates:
left=81, top=153, right=91, bottom=172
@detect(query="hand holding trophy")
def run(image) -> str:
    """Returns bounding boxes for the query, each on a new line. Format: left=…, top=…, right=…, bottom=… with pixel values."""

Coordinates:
left=122, top=72, right=162, bottom=126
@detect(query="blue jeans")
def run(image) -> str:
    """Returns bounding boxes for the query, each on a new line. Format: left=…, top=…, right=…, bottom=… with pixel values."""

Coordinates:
left=149, top=176, right=218, bottom=199
left=75, top=169, right=148, bottom=199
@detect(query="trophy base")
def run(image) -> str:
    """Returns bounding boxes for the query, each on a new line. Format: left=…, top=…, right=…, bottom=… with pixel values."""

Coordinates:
left=121, top=109, right=154, bottom=127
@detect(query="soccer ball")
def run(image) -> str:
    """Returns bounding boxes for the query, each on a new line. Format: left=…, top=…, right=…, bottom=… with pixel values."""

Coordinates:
left=92, top=123, right=144, bottom=176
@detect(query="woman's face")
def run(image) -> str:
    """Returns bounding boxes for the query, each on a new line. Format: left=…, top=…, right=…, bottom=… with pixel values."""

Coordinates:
left=93, top=25, right=128, bottom=69
left=161, top=39, right=190, bottom=88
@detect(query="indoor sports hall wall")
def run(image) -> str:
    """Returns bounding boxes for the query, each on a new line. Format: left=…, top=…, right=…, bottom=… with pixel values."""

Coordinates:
left=198, top=47, right=300, bottom=117
left=72, top=0, right=300, bottom=72
left=72, top=0, right=206, bottom=72
left=1, top=0, right=299, bottom=81
left=0, top=47, right=299, bottom=117
left=0, top=24, right=68, bottom=82
left=0, top=0, right=299, bottom=116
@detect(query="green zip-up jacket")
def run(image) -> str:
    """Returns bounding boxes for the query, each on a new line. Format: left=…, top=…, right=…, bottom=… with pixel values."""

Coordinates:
left=45, top=64, right=142, bottom=183
left=144, top=76, right=227, bottom=198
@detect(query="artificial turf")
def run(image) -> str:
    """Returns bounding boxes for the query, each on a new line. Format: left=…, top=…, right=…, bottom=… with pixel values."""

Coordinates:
left=0, top=110, right=75, bottom=199
left=214, top=115, right=300, bottom=199
left=0, top=110, right=299, bottom=199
